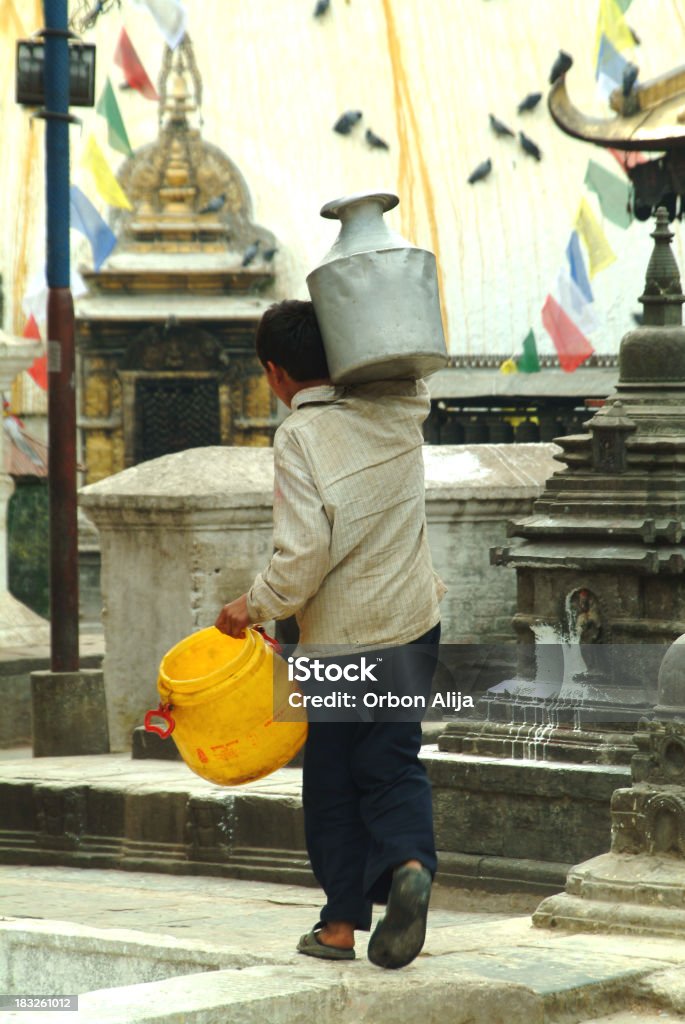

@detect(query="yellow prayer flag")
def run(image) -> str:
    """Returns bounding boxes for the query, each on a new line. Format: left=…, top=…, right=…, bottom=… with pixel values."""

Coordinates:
left=575, top=197, right=616, bottom=278
left=499, top=357, right=519, bottom=375
left=80, top=135, right=132, bottom=211
left=594, top=0, right=634, bottom=63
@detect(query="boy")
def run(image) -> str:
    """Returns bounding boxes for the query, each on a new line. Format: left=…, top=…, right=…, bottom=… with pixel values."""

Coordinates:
left=216, top=299, right=443, bottom=968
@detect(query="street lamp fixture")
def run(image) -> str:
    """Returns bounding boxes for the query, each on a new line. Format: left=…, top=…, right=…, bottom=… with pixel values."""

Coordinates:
left=15, top=33, right=96, bottom=108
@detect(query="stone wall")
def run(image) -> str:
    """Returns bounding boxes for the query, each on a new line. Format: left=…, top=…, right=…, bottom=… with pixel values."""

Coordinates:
left=79, top=443, right=560, bottom=752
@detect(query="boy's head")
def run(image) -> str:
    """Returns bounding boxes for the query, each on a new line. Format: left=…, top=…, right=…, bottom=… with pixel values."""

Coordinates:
left=256, top=300, right=330, bottom=381
left=255, top=300, right=331, bottom=407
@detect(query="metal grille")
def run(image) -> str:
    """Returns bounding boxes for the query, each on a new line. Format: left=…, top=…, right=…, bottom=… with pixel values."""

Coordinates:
left=135, top=377, right=221, bottom=463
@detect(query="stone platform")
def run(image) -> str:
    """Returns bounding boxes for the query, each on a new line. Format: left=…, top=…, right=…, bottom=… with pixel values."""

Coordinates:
left=0, top=747, right=633, bottom=896
left=2, top=864, right=685, bottom=1023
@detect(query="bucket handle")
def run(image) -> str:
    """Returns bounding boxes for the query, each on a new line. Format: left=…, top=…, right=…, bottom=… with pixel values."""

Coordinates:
left=253, top=624, right=282, bottom=654
left=144, top=702, right=176, bottom=739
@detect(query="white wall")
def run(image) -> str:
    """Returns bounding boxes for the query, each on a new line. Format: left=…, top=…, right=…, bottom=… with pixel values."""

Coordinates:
left=5, top=0, right=685, bottom=416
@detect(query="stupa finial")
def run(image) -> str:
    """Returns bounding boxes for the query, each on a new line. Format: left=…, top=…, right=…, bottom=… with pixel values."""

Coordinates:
left=639, top=206, right=685, bottom=327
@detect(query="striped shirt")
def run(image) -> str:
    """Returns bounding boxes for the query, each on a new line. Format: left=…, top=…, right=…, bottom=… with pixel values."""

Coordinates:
left=247, top=379, right=443, bottom=651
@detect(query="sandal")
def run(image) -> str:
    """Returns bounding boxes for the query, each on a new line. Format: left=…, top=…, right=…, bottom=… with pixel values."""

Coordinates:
left=367, top=865, right=431, bottom=969
left=297, top=922, right=356, bottom=961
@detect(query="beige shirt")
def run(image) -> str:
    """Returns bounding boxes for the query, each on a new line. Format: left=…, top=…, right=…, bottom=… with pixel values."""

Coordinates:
left=247, top=379, right=443, bottom=650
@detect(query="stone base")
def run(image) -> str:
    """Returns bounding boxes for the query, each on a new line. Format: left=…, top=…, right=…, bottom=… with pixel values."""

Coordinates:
left=424, top=749, right=631, bottom=881
left=0, top=637, right=105, bottom=748
left=534, top=851, right=685, bottom=937
left=0, top=770, right=313, bottom=887
left=132, top=726, right=181, bottom=761
left=439, top=718, right=642, bottom=765
left=31, top=669, right=110, bottom=756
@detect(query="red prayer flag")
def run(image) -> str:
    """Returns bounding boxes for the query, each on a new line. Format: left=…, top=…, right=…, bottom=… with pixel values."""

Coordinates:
left=114, top=28, right=158, bottom=101
left=608, top=148, right=648, bottom=176
left=541, top=294, right=594, bottom=373
left=23, top=315, right=48, bottom=390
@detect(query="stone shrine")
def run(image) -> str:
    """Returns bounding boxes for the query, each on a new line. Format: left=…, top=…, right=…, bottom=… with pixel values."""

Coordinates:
left=76, top=36, right=279, bottom=485
left=534, top=636, right=685, bottom=936
left=440, top=208, right=685, bottom=765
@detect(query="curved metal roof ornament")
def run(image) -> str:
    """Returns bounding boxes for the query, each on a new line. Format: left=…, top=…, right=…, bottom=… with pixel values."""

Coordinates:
left=548, top=65, right=685, bottom=151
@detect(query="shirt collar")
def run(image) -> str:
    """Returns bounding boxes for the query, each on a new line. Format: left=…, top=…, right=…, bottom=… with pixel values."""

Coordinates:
left=291, top=384, right=343, bottom=410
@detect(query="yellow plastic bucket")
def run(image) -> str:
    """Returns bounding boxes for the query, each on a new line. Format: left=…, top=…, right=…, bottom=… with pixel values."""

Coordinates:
left=144, top=626, right=307, bottom=786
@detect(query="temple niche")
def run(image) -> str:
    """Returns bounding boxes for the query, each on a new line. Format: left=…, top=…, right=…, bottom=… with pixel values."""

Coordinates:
left=76, top=36, right=279, bottom=484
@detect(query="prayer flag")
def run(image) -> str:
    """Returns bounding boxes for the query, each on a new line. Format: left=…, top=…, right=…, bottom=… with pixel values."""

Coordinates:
left=22, top=268, right=87, bottom=326
left=566, top=231, right=593, bottom=303
left=23, top=313, right=40, bottom=340
left=595, top=33, right=630, bottom=102
left=594, top=0, right=635, bottom=63
left=70, top=185, right=118, bottom=270
left=499, top=357, right=518, bottom=374
left=542, top=294, right=594, bottom=373
left=584, top=160, right=633, bottom=229
left=80, top=135, right=132, bottom=210
left=96, top=78, right=133, bottom=157
left=608, top=148, right=648, bottom=175
left=517, top=330, right=540, bottom=373
left=114, top=27, right=158, bottom=100
left=23, top=315, right=47, bottom=390
left=575, top=198, right=617, bottom=277
left=132, top=0, right=187, bottom=49
left=615, top=0, right=634, bottom=11
left=557, top=269, right=600, bottom=337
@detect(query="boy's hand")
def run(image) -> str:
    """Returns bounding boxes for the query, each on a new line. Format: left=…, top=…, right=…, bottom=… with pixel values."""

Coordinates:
left=215, top=593, right=251, bottom=637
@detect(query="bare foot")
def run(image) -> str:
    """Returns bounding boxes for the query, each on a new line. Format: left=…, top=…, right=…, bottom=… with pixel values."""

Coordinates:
left=318, top=921, right=355, bottom=949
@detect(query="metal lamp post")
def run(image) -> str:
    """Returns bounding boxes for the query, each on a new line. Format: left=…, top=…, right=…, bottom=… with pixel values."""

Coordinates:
left=26, top=0, right=109, bottom=755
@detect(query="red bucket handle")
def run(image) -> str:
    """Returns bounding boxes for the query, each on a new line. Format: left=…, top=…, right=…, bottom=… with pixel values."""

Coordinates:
left=253, top=624, right=282, bottom=654
left=144, top=702, right=176, bottom=739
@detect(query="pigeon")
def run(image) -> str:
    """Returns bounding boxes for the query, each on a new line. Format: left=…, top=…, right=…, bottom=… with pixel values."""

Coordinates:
left=199, top=193, right=226, bottom=215
left=519, top=131, right=542, bottom=161
left=365, top=128, right=390, bottom=150
left=468, top=158, right=492, bottom=184
left=549, top=50, right=573, bottom=84
left=622, top=62, right=639, bottom=97
left=517, top=92, right=542, bottom=114
left=489, top=113, right=515, bottom=138
left=262, top=247, right=278, bottom=262
left=242, top=240, right=260, bottom=267
left=313, top=0, right=330, bottom=15
left=333, top=110, right=362, bottom=135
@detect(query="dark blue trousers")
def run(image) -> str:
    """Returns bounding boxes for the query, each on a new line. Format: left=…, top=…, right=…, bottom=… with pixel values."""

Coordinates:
left=301, top=624, right=440, bottom=931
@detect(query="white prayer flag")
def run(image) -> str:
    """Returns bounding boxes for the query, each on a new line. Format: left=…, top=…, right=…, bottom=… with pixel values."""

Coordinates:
left=556, top=268, right=600, bottom=336
left=132, top=0, right=187, bottom=50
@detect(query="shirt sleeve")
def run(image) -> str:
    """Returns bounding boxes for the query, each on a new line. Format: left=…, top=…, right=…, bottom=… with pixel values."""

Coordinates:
left=246, top=430, right=331, bottom=623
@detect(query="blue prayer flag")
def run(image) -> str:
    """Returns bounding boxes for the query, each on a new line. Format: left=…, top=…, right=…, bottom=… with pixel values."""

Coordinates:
left=70, top=185, right=117, bottom=270
left=595, top=33, right=629, bottom=97
left=566, top=231, right=593, bottom=304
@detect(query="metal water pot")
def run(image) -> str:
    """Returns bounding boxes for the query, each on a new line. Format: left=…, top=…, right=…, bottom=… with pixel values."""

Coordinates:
left=306, top=190, right=448, bottom=384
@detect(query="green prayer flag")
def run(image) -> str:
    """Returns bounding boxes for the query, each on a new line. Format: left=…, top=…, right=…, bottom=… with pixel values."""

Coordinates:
left=96, top=78, right=133, bottom=158
left=517, top=329, right=540, bottom=373
left=584, top=160, right=633, bottom=229
left=615, top=0, right=633, bottom=12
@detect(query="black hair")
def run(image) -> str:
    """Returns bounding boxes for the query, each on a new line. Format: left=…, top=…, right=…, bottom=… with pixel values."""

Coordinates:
left=255, top=299, right=330, bottom=382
